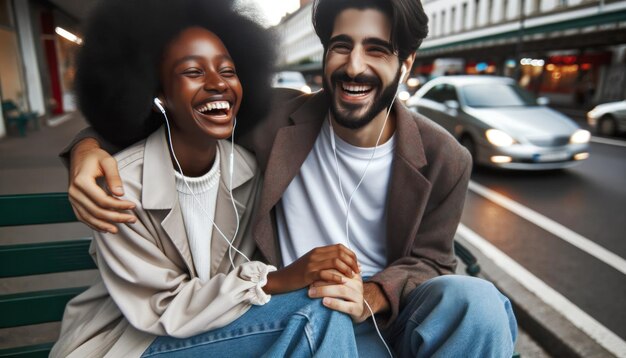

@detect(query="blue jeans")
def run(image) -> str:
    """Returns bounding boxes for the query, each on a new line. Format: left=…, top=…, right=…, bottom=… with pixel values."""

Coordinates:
left=357, top=275, right=518, bottom=357
left=142, top=275, right=516, bottom=357
left=141, top=288, right=358, bottom=357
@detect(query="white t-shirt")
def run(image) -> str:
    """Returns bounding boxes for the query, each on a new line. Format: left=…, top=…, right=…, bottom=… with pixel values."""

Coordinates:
left=276, top=119, right=395, bottom=277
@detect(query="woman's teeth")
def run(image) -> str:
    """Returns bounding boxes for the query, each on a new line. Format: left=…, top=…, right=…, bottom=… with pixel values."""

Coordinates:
left=197, top=101, right=230, bottom=114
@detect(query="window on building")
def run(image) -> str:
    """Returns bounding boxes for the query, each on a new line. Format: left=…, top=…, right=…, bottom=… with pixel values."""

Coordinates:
left=451, top=6, right=456, bottom=33
left=532, top=0, right=541, bottom=13
left=0, top=0, right=28, bottom=112
left=474, top=0, right=480, bottom=27
left=441, top=10, right=446, bottom=36
left=487, top=0, right=493, bottom=24
left=502, top=0, right=508, bottom=21
left=431, top=13, right=437, bottom=37
left=461, top=2, right=468, bottom=30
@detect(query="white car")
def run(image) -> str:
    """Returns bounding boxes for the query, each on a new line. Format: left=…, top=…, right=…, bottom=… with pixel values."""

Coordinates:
left=271, top=71, right=311, bottom=93
left=587, top=100, right=626, bottom=136
left=406, top=76, right=590, bottom=170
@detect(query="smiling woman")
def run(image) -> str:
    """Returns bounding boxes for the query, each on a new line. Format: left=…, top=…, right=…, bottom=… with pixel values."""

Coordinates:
left=75, top=0, right=276, bottom=148
left=51, top=0, right=362, bottom=357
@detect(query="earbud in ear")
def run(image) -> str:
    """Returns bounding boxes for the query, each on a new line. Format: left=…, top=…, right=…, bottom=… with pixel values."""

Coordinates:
left=154, top=98, right=166, bottom=114
left=400, top=65, right=408, bottom=83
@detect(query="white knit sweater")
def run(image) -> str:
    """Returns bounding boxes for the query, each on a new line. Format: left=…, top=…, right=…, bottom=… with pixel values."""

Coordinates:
left=174, top=150, right=221, bottom=283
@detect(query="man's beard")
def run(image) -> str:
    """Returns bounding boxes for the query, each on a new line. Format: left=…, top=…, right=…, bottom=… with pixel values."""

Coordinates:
left=323, top=69, right=400, bottom=129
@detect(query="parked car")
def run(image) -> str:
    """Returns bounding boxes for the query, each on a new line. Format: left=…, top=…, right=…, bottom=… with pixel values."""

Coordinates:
left=406, top=76, right=590, bottom=170
left=587, top=100, right=626, bottom=136
left=272, top=71, right=311, bottom=93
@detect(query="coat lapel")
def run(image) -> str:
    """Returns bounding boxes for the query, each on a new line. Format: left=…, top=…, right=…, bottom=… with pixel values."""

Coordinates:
left=385, top=104, right=431, bottom=261
left=209, top=141, right=253, bottom=275
left=253, top=92, right=328, bottom=265
left=143, top=127, right=197, bottom=276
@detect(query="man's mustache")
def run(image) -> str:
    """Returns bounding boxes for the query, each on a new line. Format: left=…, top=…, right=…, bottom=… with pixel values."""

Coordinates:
left=331, top=71, right=381, bottom=86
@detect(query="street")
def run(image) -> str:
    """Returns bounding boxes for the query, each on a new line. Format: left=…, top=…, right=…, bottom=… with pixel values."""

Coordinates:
left=460, top=138, right=626, bottom=353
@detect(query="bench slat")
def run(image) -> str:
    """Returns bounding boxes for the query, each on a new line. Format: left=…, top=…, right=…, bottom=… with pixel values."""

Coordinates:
left=0, top=240, right=96, bottom=278
left=0, top=342, right=53, bottom=358
left=0, top=193, right=77, bottom=226
left=0, top=287, right=89, bottom=328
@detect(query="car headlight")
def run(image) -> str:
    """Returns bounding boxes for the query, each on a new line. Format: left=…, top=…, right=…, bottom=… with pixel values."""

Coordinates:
left=485, top=129, right=515, bottom=147
left=570, top=129, right=591, bottom=144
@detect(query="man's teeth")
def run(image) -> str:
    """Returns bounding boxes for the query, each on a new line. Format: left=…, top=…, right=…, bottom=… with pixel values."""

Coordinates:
left=342, top=83, right=372, bottom=94
left=198, top=101, right=230, bottom=113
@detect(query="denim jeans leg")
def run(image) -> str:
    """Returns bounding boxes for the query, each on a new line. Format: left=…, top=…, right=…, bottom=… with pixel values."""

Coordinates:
left=140, top=288, right=358, bottom=358
left=388, top=275, right=518, bottom=358
left=354, top=320, right=394, bottom=358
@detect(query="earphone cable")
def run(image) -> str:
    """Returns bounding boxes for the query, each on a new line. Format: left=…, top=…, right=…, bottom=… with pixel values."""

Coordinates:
left=328, top=87, right=401, bottom=358
left=228, top=118, right=241, bottom=269
left=161, top=109, right=249, bottom=269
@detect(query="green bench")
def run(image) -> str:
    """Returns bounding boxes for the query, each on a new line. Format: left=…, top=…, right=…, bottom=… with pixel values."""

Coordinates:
left=0, top=193, right=95, bottom=358
left=1, top=100, right=39, bottom=137
left=0, top=192, right=483, bottom=357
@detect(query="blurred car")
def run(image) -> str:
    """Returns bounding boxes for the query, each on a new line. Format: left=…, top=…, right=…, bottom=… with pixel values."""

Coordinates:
left=587, top=100, right=626, bottom=136
left=272, top=71, right=311, bottom=93
left=406, top=76, right=590, bottom=170
left=397, top=76, right=427, bottom=103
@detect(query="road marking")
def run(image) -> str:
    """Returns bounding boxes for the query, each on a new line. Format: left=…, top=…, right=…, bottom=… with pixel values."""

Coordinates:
left=591, top=136, right=626, bottom=148
left=457, top=224, right=626, bottom=357
left=468, top=180, right=626, bottom=275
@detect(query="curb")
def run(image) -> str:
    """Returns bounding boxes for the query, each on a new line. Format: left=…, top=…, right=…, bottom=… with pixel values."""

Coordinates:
left=455, top=234, right=615, bottom=358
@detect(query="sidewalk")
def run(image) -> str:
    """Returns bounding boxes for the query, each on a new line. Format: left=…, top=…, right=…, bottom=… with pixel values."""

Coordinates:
left=0, top=114, right=552, bottom=355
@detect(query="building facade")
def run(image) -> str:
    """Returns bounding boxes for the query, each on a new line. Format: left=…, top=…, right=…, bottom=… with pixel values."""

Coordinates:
left=275, top=0, right=625, bottom=106
left=274, top=2, right=322, bottom=71
left=418, top=0, right=626, bottom=105
left=0, top=0, right=81, bottom=138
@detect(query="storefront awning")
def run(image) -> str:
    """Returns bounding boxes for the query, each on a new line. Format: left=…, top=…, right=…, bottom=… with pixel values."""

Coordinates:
left=418, top=8, right=626, bottom=57
left=278, top=61, right=323, bottom=73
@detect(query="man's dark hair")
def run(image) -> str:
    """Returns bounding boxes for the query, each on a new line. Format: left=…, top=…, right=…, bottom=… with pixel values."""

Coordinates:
left=312, top=0, right=428, bottom=60
left=76, top=0, right=277, bottom=147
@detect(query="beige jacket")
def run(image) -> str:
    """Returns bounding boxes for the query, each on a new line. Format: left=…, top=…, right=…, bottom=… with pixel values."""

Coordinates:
left=51, top=127, right=271, bottom=357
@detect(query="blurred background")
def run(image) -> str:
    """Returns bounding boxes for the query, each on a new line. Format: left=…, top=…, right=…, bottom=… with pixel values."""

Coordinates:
left=0, top=0, right=624, bottom=357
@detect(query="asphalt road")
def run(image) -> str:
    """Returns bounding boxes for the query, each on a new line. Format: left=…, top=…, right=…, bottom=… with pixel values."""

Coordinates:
left=461, top=139, right=626, bottom=342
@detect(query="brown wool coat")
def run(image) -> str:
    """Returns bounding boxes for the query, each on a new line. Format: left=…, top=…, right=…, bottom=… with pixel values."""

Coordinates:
left=240, top=89, right=472, bottom=327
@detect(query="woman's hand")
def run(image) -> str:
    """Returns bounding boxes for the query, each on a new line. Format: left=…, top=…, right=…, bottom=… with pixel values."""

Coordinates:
left=263, top=244, right=360, bottom=294
left=68, top=138, right=136, bottom=233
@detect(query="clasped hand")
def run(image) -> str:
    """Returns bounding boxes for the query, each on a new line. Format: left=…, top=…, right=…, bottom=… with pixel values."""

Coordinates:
left=308, top=269, right=370, bottom=323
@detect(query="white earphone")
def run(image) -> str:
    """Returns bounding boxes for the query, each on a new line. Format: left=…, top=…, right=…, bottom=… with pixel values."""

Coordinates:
left=154, top=97, right=166, bottom=113
left=154, top=97, right=246, bottom=269
left=400, top=64, right=408, bottom=83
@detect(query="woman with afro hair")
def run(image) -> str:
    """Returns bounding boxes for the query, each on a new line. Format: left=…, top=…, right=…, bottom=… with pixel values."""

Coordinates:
left=51, top=0, right=359, bottom=356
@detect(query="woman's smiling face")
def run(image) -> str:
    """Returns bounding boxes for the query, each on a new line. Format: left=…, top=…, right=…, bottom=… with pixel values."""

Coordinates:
left=159, top=27, right=243, bottom=143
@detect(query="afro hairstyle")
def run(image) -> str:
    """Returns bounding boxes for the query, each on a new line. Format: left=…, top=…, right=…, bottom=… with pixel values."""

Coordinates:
left=76, top=0, right=277, bottom=147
